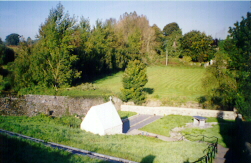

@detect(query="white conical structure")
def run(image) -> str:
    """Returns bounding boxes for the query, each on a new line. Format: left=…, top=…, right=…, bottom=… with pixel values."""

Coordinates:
left=80, top=101, right=122, bottom=136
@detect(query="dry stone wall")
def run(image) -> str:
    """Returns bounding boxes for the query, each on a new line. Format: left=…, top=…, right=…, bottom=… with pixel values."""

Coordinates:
left=121, top=105, right=237, bottom=120
left=0, top=95, right=110, bottom=117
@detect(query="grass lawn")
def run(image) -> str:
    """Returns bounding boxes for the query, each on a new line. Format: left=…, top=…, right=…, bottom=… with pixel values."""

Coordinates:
left=141, top=115, right=236, bottom=148
left=0, top=115, right=208, bottom=163
left=141, top=115, right=194, bottom=137
left=0, top=133, right=107, bottom=163
left=19, top=65, right=206, bottom=106
left=94, top=66, right=206, bottom=105
left=181, top=119, right=236, bottom=148
left=117, top=111, right=137, bottom=119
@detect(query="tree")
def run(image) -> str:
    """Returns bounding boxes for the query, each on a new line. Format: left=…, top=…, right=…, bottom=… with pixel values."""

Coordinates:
left=226, top=12, right=251, bottom=120
left=164, top=28, right=182, bottom=58
left=163, top=22, right=180, bottom=36
left=33, top=3, right=80, bottom=89
left=179, top=30, right=216, bottom=62
left=115, top=12, right=156, bottom=64
left=10, top=41, right=33, bottom=91
left=202, top=51, right=237, bottom=110
left=121, top=60, right=148, bottom=105
left=0, top=41, right=15, bottom=66
left=5, top=33, right=20, bottom=46
left=151, top=24, right=164, bottom=55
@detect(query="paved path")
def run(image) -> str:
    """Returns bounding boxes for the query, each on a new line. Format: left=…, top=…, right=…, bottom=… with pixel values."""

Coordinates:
left=214, top=144, right=239, bottom=163
left=123, top=114, right=178, bottom=141
left=0, top=129, right=137, bottom=163
left=123, top=114, right=162, bottom=133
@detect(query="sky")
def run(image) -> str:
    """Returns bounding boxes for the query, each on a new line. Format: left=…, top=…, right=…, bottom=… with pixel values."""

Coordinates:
left=0, top=1, right=250, bottom=41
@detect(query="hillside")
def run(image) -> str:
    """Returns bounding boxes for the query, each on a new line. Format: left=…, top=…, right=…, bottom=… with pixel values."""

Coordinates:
left=95, top=66, right=206, bottom=107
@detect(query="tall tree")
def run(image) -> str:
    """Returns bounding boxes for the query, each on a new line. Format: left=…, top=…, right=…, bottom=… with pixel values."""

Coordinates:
left=10, top=41, right=33, bottom=91
left=163, top=22, right=180, bottom=36
left=164, top=29, right=182, bottom=58
left=226, top=12, right=251, bottom=119
left=34, top=3, right=80, bottom=88
left=121, top=60, right=148, bottom=104
left=151, top=24, right=164, bottom=55
left=202, top=51, right=237, bottom=110
left=116, top=12, right=156, bottom=64
left=5, top=33, right=20, bottom=46
left=179, top=30, right=216, bottom=62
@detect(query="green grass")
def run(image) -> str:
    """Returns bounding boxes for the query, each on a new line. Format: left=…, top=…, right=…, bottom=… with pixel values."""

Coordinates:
left=181, top=121, right=236, bottom=148
left=94, top=66, right=206, bottom=105
left=0, top=133, right=107, bottom=163
left=16, top=65, right=206, bottom=106
left=141, top=115, right=236, bottom=148
left=141, top=115, right=194, bottom=137
left=0, top=115, right=208, bottom=163
left=118, top=111, right=137, bottom=119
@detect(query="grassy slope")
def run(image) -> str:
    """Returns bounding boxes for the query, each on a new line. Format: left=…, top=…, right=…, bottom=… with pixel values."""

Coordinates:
left=95, top=66, right=206, bottom=104
left=0, top=115, right=208, bottom=163
left=0, top=133, right=107, bottom=163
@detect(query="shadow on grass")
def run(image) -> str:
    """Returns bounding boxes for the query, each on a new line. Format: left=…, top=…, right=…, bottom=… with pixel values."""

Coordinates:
left=0, top=134, right=107, bottom=163
left=143, top=88, right=154, bottom=94
left=140, top=154, right=156, bottom=163
left=75, top=69, right=122, bottom=86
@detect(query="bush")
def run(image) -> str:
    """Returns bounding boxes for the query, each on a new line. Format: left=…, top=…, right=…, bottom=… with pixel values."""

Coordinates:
left=121, top=60, right=148, bottom=105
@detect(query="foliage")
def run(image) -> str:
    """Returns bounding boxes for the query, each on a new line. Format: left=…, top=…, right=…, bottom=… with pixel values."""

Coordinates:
left=225, top=12, right=251, bottom=120
left=0, top=43, right=15, bottom=66
left=0, top=133, right=106, bottom=163
left=164, top=29, right=183, bottom=58
left=121, top=60, right=148, bottom=104
left=0, top=41, right=14, bottom=92
left=0, top=115, right=208, bottom=162
left=163, top=22, right=180, bottom=36
left=5, top=33, right=20, bottom=45
left=34, top=3, right=80, bottom=89
left=151, top=24, right=165, bottom=55
left=9, top=41, right=34, bottom=91
left=201, top=51, right=237, bottom=110
left=116, top=12, right=157, bottom=64
left=179, top=30, right=216, bottom=62
left=141, top=115, right=193, bottom=137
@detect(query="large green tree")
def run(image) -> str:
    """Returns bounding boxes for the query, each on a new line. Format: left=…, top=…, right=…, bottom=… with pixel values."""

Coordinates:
left=164, top=28, right=182, bottom=58
left=179, top=30, right=216, bottom=62
left=202, top=51, right=237, bottom=110
left=225, top=12, right=251, bottom=119
left=33, top=3, right=80, bottom=89
left=163, top=22, right=180, bottom=36
left=5, top=33, right=20, bottom=46
left=10, top=41, right=33, bottom=91
left=121, top=60, right=148, bottom=104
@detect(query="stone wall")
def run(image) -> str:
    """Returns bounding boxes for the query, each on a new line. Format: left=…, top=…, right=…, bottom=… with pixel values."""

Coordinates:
left=0, top=95, right=122, bottom=117
left=121, top=105, right=237, bottom=120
